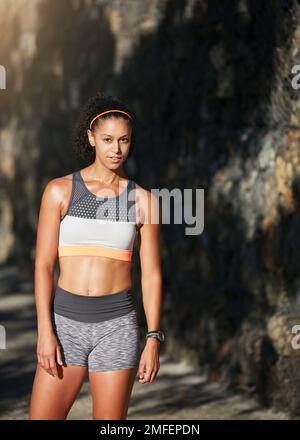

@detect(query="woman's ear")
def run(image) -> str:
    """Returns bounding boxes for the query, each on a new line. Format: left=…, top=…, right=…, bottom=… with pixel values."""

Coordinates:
left=86, top=129, right=95, bottom=147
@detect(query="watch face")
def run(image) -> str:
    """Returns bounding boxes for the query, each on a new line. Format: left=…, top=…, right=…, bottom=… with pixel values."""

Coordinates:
left=147, top=331, right=165, bottom=342
left=158, top=331, right=165, bottom=342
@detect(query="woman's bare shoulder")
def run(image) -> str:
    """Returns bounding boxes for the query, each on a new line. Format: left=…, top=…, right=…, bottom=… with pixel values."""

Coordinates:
left=133, top=181, right=159, bottom=227
left=133, top=181, right=149, bottom=196
left=41, top=172, right=74, bottom=203
left=134, top=181, right=158, bottom=203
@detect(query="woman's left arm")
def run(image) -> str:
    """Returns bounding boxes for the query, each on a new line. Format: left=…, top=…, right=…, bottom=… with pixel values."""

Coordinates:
left=137, top=189, right=162, bottom=384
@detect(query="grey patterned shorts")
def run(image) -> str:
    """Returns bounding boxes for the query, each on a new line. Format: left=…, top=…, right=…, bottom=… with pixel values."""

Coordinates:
left=51, top=286, right=141, bottom=372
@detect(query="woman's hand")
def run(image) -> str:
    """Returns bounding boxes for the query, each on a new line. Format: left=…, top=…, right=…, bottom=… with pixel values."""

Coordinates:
left=137, top=337, right=160, bottom=383
left=37, top=330, right=63, bottom=377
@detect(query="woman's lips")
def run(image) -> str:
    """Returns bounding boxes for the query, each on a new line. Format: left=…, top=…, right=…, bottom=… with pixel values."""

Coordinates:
left=108, top=156, right=122, bottom=163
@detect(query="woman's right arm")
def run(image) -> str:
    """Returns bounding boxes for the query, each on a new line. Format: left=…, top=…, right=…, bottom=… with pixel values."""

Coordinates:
left=34, top=178, right=65, bottom=377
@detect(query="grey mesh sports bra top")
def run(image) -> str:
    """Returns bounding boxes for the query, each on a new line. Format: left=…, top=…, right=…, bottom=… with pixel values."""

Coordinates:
left=58, top=169, right=137, bottom=262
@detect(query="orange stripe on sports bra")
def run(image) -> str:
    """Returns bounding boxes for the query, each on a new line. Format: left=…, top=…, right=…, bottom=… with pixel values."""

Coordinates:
left=58, top=245, right=133, bottom=261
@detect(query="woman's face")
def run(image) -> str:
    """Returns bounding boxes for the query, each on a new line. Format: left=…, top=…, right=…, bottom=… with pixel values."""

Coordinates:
left=87, top=117, right=132, bottom=169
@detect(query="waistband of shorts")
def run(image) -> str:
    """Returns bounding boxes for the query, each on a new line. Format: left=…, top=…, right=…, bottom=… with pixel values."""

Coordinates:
left=52, top=285, right=135, bottom=323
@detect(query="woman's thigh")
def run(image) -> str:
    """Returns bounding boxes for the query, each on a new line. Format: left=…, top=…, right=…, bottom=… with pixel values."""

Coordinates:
left=88, top=309, right=141, bottom=372
left=88, top=311, right=141, bottom=420
left=89, top=367, right=138, bottom=420
left=28, top=363, right=87, bottom=420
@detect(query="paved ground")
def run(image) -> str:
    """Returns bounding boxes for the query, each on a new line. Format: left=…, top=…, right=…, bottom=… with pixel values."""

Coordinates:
left=0, top=265, right=290, bottom=420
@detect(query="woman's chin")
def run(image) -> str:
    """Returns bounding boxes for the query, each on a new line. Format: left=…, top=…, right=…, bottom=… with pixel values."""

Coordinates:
left=107, top=162, right=121, bottom=168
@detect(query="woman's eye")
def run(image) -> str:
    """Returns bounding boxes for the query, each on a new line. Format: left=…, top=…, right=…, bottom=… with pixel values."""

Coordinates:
left=103, top=138, right=128, bottom=142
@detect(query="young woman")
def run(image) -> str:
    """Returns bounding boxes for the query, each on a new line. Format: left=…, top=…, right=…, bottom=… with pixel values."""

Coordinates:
left=28, top=92, right=164, bottom=420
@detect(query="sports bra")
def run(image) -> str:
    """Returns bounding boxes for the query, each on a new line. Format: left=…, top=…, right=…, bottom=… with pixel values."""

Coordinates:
left=57, top=169, right=138, bottom=262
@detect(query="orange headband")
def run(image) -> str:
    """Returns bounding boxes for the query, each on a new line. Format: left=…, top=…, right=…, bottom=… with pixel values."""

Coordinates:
left=89, top=109, right=132, bottom=130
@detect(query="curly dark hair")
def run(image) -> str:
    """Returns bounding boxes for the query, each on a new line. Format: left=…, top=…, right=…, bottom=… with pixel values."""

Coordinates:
left=72, top=91, right=135, bottom=164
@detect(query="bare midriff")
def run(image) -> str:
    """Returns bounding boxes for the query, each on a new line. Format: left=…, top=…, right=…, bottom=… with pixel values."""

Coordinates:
left=57, top=255, right=132, bottom=296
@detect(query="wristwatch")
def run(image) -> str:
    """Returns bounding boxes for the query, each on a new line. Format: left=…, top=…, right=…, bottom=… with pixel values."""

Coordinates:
left=146, top=330, right=165, bottom=343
